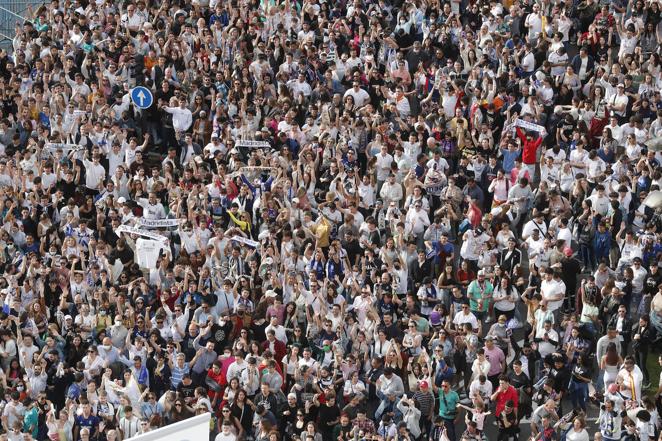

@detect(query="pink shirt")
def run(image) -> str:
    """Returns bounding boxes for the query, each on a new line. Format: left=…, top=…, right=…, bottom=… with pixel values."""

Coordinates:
left=484, top=345, right=505, bottom=377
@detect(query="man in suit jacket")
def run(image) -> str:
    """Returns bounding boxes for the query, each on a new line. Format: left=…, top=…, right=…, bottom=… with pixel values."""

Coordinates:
left=179, top=133, right=202, bottom=166
left=499, top=238, right=522, bottom=277
left=631, top=315, right=657, bottom=386
left=607, top=306, right=632, bottom=357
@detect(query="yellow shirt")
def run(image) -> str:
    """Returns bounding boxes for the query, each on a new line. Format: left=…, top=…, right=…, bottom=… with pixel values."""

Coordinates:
left=312, top=218, right=331, bottom=248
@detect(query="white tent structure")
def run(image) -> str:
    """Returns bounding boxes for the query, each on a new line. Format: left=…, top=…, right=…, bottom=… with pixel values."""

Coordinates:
left=126, top=413, right=212, bottom=441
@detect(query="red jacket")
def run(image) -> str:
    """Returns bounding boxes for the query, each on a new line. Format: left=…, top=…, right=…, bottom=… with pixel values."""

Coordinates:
left=516, top=127, right=543, bottom=165
left=261, top=339, right=287, bottom=366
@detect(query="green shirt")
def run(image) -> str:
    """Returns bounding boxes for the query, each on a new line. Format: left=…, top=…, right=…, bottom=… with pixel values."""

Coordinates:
left=438, top=389, right=460, bottom=419
left=414, top=316, right=430, bottom=334
left=467, top=279, right=493, bottom=312
left=23, top=407, right=38, bottom=437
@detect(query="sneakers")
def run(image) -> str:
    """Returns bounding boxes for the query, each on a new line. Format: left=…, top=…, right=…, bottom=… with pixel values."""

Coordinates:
left=485, top=316, right=493, bottom=324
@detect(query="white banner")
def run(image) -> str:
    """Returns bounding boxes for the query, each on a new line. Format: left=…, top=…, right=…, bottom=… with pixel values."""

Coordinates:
left=239, top=166, right=275, bottom=173
left=515, top=119, right=546, bottom=135
left=116, top=225, right=168, bottom=242
left=126, top=413, right=210, bottom=441
left=230, top=235, right=259, bottom=248
left=137, top=218, right=181, bottom=228
left=235, top=140, right=270, bottom=148
left=45, top=143, right=84, bottom=152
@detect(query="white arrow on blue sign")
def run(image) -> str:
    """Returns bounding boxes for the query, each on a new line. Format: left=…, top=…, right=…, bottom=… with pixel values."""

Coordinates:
left=130, top=86, right=153, bottom=109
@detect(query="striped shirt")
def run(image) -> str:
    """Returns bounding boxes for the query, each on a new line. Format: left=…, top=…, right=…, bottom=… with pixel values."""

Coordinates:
left=170, top=362, right=190, bottom=389
left=119, top=416, right=140, bottom=439
left=413, top=390, right=435, bottom=419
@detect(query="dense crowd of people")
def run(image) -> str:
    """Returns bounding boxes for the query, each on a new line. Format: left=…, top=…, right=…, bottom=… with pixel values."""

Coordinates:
left=0, top=0, right=662, bottom=441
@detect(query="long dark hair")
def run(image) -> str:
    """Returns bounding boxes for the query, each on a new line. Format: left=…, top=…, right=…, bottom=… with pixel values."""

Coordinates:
left=605, top=342, right=619, bottom=365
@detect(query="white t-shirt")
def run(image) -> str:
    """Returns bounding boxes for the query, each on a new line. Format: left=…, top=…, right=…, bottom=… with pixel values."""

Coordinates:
left=548, top=52, right=569, bottom=77
left=619, top=35, right=638, bottom=57
left=587, top=194, right=610, bottom=216
left=526, top=14, right=542, bottom=41
left=2, top=401, right=24, bottom=428
left=83, top=159, right=106, bottom=190
left=215, top=432, right=237, bottom=441
left=540, top=279, right=565, bottom=312
left=522, top=219, right=548, bottom=240
left=521, top=51, right=536, bottom=73
left=565, top=429, right=589, bottom=441
left=136, top=238, right=169, bottom=269
left=343, top=88, right=370, bottom=107
left=610, top=94, right=629, bottom=117
left=453, top=311, right=479, bottom=329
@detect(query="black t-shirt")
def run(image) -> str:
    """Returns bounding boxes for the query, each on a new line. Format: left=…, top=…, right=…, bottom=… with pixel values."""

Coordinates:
left=341, top=239, right=362, bottom=265
left=560, top=258, right=582, bottom=289
left=251, top=320, right=268, bottom=343
left=103, top=224, right=120, bottom=248
left=58, top=180, right=77, bottom=201
left=111, top=245, right=134, bottom=265
left=557, top=120, right=574, bottom=139
left=211, top=321, right=233, bottom=354
left=394, top=30, right=414, bottom=50
left=176, top=380, right=196, bottom=400
left=644, top=270, right=662, bottom=295
left=507, top=370, right=531, bottom=389
left=318, top=403, right=341, bottom=430
left=498, top=409, right=518, bottom=429
left=550, top=366, right=571, bottom=392
left=20, top=215, right=38, bottom=239
left=571, top=364, right=591, bottom=382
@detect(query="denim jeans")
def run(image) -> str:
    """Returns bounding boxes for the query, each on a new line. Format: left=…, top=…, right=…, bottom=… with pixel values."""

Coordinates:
left=443, top=418, right=457, bottom=441
left=579, top=243, right=595, bottom=271
left=595, top=368, right=605, bottom=393
left=569, top=379, right=588, bottom=411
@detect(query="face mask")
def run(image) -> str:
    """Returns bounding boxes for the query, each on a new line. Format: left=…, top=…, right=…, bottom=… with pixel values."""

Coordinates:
left=103, top=345, right=111, bottom=351
left=323, top=345, right=331, bottom=352
left=99, top=310, right=106, bottom=316
left=16, top=386, right=24, bottom=391
left=115, top=320, right=122, bottom=326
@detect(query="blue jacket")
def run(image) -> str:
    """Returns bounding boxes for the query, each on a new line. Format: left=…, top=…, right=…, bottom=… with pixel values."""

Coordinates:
left=593, top=231, right=611, bottom=258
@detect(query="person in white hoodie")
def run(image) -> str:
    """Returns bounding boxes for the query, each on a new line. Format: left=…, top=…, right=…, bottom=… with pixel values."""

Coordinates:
left=396, top=395, right=422, bottom=439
